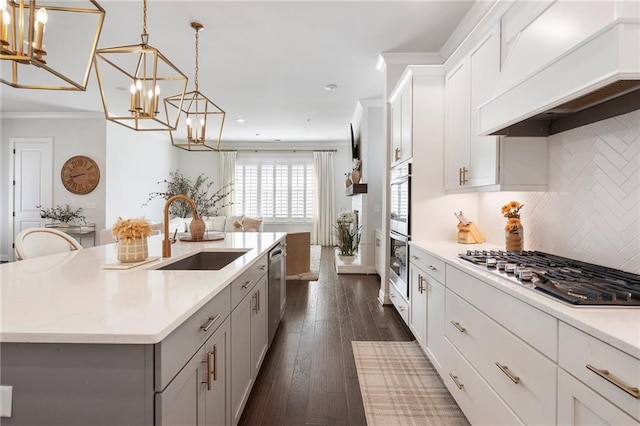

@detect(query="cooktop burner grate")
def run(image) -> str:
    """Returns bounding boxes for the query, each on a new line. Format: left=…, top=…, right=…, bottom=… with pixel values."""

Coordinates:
left=458, top=250, right=640, bottom=306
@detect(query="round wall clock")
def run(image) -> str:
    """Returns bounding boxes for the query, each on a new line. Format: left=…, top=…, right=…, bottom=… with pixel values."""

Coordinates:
left=61, top=155, right=101, bottom=195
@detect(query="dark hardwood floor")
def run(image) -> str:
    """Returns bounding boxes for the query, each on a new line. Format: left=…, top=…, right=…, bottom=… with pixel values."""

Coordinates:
left=239, top=246, right=414, bottom=426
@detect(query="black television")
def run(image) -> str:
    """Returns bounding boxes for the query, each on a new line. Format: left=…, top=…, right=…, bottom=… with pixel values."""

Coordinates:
left=350, top=123, right=360, bottom=160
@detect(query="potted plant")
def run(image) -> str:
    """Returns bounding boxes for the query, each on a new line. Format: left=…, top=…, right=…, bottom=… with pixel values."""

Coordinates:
left=334, top=210, right=361, bottom=264
left=143, top=170, right=233, bottom=218
left=37, top=204, right=86, bottom=226
left=112, top=217, right=153, bottom=263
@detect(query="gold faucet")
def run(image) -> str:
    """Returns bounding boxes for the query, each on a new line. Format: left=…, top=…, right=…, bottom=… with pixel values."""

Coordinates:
left=163, top=194, right=203, bottom=258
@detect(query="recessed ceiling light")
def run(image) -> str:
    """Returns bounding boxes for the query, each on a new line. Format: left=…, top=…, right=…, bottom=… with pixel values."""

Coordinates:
left=236, top=118, right=245, bottom=123
left=324, top=84, right=338, bottom=91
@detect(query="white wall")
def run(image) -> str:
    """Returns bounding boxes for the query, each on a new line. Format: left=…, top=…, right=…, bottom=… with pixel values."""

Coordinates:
left=1, top=115, right=106, bottom=259
left=477, top=110, right=640, bottom=273
left=104, top=122, right=177, bottom=227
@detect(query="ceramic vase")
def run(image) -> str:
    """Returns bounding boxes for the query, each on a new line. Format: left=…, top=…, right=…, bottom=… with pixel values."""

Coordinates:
left=190, top=215, right=206, bottom=241
left=338, top=254, right=355, bottom=265
left=505, top=225, right=524, bottom=252
left=117, top=237, right=148, bottom=263
left=350, top=170, right=361, bottom=184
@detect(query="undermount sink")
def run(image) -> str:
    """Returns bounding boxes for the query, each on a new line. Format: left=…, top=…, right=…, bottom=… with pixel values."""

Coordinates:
left=156, top=250, right=249, bottom=271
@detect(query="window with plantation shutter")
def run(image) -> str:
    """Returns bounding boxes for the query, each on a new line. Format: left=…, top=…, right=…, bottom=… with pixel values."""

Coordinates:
left=234, top=158, right=314, bottom=222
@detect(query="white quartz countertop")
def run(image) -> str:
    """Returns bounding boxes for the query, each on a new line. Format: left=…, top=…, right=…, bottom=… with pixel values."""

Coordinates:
left=410, top=240, right=640, bottom=359
left=0, top=232, right=285, bottom=345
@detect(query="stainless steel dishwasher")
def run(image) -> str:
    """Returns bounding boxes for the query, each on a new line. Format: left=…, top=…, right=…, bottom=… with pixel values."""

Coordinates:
left=268, top=243, right=285, bottom=345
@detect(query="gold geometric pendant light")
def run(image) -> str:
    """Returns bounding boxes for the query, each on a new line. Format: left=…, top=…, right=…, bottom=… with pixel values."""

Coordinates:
left=165, top=21, right=225, bottom=151
left=0, top=0, right=105, bottom=90
left=93, top=0, right=187, bottom=132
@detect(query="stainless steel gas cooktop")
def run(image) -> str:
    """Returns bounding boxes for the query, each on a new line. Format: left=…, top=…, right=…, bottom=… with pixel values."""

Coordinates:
left=458, top=250, right=640, bottom=307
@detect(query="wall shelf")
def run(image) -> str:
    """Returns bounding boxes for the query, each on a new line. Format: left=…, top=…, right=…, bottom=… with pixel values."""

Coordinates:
left=346, top=183, right=368, bottom=196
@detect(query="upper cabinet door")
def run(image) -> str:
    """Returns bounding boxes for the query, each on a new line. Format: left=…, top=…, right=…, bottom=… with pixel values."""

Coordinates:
left=390, top=98, right=402, bottom=165
left=399, top=83, right=413, bottom=164
left=468, top=25, right=500, bottom=187
left=444, top=58, right=470, bottom=190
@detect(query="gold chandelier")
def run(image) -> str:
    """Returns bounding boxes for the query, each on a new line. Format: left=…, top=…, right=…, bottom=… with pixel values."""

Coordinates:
left=93, top=0, right=187, bottom=132
left=0, top=0, right=105, bottom=90
left=164, top=21, right=225, bottom=151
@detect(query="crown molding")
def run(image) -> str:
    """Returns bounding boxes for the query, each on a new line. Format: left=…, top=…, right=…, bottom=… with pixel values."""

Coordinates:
left=376, top=52, right=443, bottom=71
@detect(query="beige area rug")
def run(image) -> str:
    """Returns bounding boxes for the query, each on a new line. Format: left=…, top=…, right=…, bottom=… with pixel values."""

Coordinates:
left=353, top=341, right=469, bottom=426
left=285, top=244, right=321, bottom=281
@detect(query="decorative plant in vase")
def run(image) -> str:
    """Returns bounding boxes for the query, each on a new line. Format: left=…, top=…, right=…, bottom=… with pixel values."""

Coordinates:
left=334, top=210, right=361, bottom=262
left=37, top=204, right=86, bottom=225
left=112, top=217, right=153, bottom=263
left=143, top=170, right=233, bottom=218
left=502, top=200, right=524, bottom=252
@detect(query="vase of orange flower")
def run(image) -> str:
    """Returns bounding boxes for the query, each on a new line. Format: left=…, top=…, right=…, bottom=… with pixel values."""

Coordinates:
left=502, top=201, right=524, bottom=252
left=112, top=217, right=153, bottom=263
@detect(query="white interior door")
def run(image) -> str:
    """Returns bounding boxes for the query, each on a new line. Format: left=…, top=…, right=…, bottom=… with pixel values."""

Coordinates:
left=12, top=138, right=53, bottom=259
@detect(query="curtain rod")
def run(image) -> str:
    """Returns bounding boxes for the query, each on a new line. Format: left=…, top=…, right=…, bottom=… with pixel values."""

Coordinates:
left=219, top=149, right=337, bottom=153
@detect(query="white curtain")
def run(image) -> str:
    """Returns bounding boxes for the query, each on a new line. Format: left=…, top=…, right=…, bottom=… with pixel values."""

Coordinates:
left=219, top=151, right=237, bottom=218
left=312, top=151, right=335, bottom=246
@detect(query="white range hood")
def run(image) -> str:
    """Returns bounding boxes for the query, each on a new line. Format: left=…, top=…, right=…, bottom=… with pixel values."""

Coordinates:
left=478, top=0, right=640, bottom=136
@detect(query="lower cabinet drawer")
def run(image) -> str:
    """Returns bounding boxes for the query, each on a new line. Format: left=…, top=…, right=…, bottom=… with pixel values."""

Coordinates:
left=446, top=289, right=557, bottom=425
left=389, top=281, right=409, bottom=325
left=558, top=368, right=639, bottom=425
left=231, top=255, right=268, bottom=308
left=443, top=337, right=522, bottom=425
left=559, top=322, right=640, bottom=421
left=155, top=286, right=231, bottom=391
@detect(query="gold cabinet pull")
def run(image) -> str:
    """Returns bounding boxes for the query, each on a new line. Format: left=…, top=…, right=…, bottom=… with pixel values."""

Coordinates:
left=257, top=289, right=260, bottom=312
left=427, top=264, right=437, bottom=271
left=241, top=280, right=253, bottom=289
left=495, top=362, right=520, bottom=384
left=449, top=373, right=464, bottom=390
left=200, top=314, right=221, bottom=332
left=586, top=364, right=640, bottom=399
left=417, top=275, right=424, bottom=294
left=259, top=264, right=267, bottom=270
left=212, top=344, right=217, bottom=382
left=201, top=350, right=214, bottom=390
left=411, top=255, right=420, bottom=261
left=450, top=321, right=466, bottom=333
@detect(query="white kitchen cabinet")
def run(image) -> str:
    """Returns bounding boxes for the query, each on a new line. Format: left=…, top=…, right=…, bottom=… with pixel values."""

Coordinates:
left=558, top=323, right=640, bottom=421
left=425, top=277, right=445, bottom=371
left=444, top=58, right=470, bottom=189
left=231, top=274, right=268, bottom=425
left=156, top=317, right=231, bottom=426
left=389, top=73, right=414, bottom=167
left=444, top=24, right=548, bottom=192
left=408, top=263, right=427, bottom=349
left=557, top=369, right=639, bottom=425
left=409, top=245, right=446, bottom=371
left=388, top=279, right=409, bottom=325
left=468, top=24, right=500, bottom=187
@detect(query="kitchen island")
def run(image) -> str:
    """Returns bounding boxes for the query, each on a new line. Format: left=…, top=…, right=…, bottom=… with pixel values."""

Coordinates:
left=0, top=232, right=286, bottom=425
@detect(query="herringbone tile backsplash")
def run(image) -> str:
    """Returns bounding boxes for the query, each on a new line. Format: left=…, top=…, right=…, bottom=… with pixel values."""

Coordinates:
left=479, top=110, right=640, bottom=273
